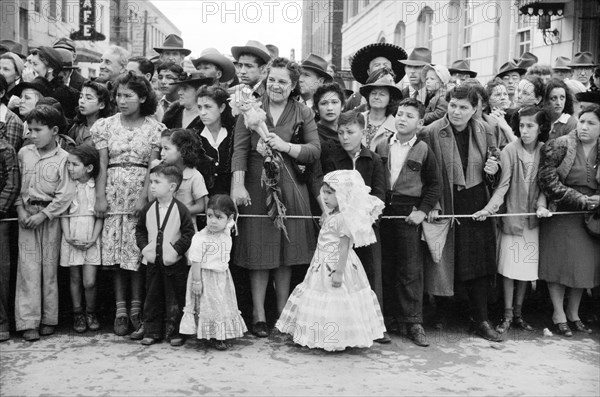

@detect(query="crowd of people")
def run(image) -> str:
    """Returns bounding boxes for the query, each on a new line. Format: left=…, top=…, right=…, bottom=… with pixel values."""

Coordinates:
left=0, top=35, right=598, bottom=351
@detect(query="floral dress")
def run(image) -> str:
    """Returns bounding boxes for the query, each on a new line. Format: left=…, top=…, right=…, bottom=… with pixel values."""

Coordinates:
left=91, top=114, right=164, bottom=270
left=275, top=212, right=386, bottom=351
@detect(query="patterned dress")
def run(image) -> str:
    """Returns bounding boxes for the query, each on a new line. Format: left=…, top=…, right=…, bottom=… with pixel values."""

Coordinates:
left=91, top=114, right=164, bottom=270
left=276, top=212, right=386, bottom=351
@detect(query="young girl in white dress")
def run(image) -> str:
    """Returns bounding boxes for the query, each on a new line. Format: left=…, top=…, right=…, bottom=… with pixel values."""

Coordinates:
left=180, top=194, right=247, bottom=350
left=60, top=144, right=103, bottom=333
left=276, top=170, right=387, bottom=351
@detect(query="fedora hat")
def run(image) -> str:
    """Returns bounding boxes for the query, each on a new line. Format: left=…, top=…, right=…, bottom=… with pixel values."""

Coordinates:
left=266, top=44, right=279, bottom=59
left=12, top=76, right=53, bottom=97
left=54, top=48, right=77, bottom=70
left=496, top=61, right=526, bottom=79
left=569, top=52, right=596, bottom=67
left=301, top=53, right=333, bottom=82
left=231, top=40, right=271, bottom=65
left=448, top=59, right=477, bottom=77
left=170, top=72, right=215, bottom=88
left=399, top=47, right=432, bottom=67
left=576, top=91, right=600, bottom=105
left=154, top=34, right=191, bottom=56
left=359, top=73, right=402, bottom=101
left=553, top=56, right=571, bottom=71
left=350, top=43, right=408, bottom=84
left=192, top=48, right=236, bottom=81
left=0, top=39, right=26, bottom=59
left=516, top=51, right=538, bottom=69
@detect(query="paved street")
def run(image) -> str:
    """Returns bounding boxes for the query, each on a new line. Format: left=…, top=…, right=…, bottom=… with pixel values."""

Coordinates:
left=1, top=323, right=598, bottom=396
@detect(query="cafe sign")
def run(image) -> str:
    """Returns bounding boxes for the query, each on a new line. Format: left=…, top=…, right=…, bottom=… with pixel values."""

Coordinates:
left=70, top=0, right=106, bottom=41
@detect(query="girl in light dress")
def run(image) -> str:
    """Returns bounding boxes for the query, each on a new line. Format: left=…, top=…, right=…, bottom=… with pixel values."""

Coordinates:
left=180, top=194, right=247, bottom=350
left=275, top=170, right=387, bottom=351
left=60, top=144, right=103, bottom=333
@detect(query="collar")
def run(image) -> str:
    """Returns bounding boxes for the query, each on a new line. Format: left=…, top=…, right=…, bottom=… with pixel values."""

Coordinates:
left=25, top=142, right=62, bottom=159
left=160, top=96, right=174, bottom=106
left=157, top=198, right=173, bottom=209
left=200, top=126, right=228, bottom=149
left=554, top=113, right=571, bottom=125
left=182, top=167, right=194, bottom=180
left=389, top=134, right=417, bottom=147
left=363, top=111, right=396, bottom=132
left=0, top=103, right=7, bottom=123
left=336, top=146, right=374, bottom=161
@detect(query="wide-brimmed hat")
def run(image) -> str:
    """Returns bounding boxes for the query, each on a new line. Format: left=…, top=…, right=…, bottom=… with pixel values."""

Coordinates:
left=54, top=48, right=77, bottom=70
left=32, top=46, right=64, bottom=73
left=422, top=64, right=451, bottom=86
left=576, top=91, right=600, bottom=105
left=169, top=72, right=215, bottom=88
left=516, top=51, right=538, bottom=69
left=553, top=56, right=571, bottom=71
left=569, top=52, right=596, bottom=68
left=448, top=59, right=477, bottom=77
left=12, top=76, right=53, bottom=97
left=350, top=43, right=408, bottom=84
left=496, top=61, right=526, bottom=79
left=231, top=40, right=271, bottom=65
left=153, top=34, right=191, bottom=56
left=266, top=44, right=279, bottom=59
left=192, top=48, right=236, bottom=81
left=0, top=40, right=27, bottom=59
left=359, top=73, right=402, bottom=100
left=399, top=47, right=432, bottom=67
left=301, top=53, right=333, bottom=82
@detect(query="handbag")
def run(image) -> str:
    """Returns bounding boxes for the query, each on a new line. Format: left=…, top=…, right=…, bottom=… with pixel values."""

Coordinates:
left=584, top=208, right=600, bottom=239
left=289, top=118, right=312, bottom=184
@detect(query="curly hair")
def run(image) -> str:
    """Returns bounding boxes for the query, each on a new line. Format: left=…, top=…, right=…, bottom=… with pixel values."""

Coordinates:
left=73, top=80, right=114, bottom=125
left=196, top=85, right=236, bottom=130
left=162, top=128, right=203, bottom=169
left=267, top=57, right=302, bottom=98
left=544, top=78, right=575, bottom=116
left=114, top=71, right=158, bottom=116
left=510, top=106, right=551, bottom=143
left=312, top=83, right=346, bottom=120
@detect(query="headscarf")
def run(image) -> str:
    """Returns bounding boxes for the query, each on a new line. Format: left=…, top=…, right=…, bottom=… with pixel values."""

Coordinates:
left=322, top=170, right=384, bottom=247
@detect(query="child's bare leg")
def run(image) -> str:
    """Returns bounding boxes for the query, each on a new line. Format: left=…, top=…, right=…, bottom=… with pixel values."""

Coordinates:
left=69, top=267, right=83, bottom=312
left=502, top=276, right=515, bottom=319
left=273, top=266, right=292, bottom=316
left=82, top=265, right=98, bottom=312
left=129, top=270, right=144, bottom=329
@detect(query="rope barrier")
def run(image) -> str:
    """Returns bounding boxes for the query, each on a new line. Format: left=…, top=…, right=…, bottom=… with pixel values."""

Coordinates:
left=0, top=210, right=594, bottom=223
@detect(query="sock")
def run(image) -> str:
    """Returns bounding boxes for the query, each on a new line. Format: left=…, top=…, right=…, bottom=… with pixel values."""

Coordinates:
left=514, top=304, right=522, bottom=318
left=116, top=301, right=127, bottom=318
left=130, top=300, right=142, bottom=318
left=504, top=307, right=514, bottom=320
left=73, top=306, right=83, bottom=315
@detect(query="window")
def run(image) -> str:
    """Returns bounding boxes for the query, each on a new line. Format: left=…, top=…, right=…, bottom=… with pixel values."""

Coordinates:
left=517, top=30, right=531, bottom=56
left=462, top=0, right=474, bottom=60
left=34, top=0, right=41, bottom=13
left=350, top=0, right=359, bottom=18
left=61, top=0, right=67, bottom=22
left=19, top=7, right=29, bottom=42
left=49, top=0, right=57, bottom=19
left=394, top=21, right=406, bottom=47
left=417, top=7, right=433, bottom=48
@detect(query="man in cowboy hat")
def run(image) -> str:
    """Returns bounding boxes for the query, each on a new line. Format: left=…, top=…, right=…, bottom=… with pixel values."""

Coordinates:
left=192, top=48, right=236, bottom=85
left=399, top=47, right=432, bottom=104
left=495, top=61, right=526, bottom=106
left=298, top=53, right=333, bottom=108
left=231, top=40, right=272, bottom=96
left=448, top=59, right=477, bottom=91
left=53, top=37, right=84, bottom=91
left=569, top=52, right=597, bottom=88
left=346, top=42, right=408, bottom=111
left=154, top=34, right=191, bottom=66
left=552, top=56, right=572, bottom=80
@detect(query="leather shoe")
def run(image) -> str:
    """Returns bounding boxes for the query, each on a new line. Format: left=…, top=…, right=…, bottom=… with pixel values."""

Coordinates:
left=170, top=335, right=185, bottom=347
left=23, top=329, right=40, bottom=342
left=213, top=339, right=229, bottom=350
left=129, top=323, right=145, bottom=340
left=568, top=320, right=592, bottom=334
left=555, top=322, right=573, bottom=337
left=39, top=324, right=55, bottom=336
left=113, top=316, right=129, bottom=336
left=513, top=316, right=534, bottom=331
left=252, top=321, right=269, bottom=338
left=474, top=320, right=503, bottom=342
left=495, top=318, right=512, bottom=334
left=374, top=332, right=392, bottom=344
left=141, top=337, right=159, bottom=345
left=407, top=324, right=429, bottom=347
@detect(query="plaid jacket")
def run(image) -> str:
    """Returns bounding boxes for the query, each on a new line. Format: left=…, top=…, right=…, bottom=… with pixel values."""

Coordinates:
left=0, top=139, right=20, bottom=216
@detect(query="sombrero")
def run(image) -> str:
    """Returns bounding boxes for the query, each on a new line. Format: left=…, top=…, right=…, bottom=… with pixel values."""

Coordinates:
left=350, top=43, right=407, bottom=84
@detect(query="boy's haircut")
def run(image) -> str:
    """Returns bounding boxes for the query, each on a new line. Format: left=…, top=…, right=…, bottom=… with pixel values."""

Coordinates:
left=150, top=163, right=183, bottom=190
left=36, top=97, right=68, bottom=134
left=238, top=52, right=266, bottom=67
left=129, top=56, right=155, bottom=78
left=156, top=61, right=184, bottom=77
left=511, top=106, right=551, bottom=143
left=207, top=194, right=237, bottom=218
left=69, top=144, right=101, bottom=179
left=446, top=84, right=479, bottom=108
left=338, top=110, right=365, bottom=128
left=397, top=98, right=426, bottom=119
left=25, top=105, right=64, bottom=129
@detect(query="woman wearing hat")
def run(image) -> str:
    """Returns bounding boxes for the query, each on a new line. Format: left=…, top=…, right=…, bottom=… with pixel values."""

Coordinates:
left=230, top=57, right=320, bottom=337
left=359, top=71, right=402, bottom=151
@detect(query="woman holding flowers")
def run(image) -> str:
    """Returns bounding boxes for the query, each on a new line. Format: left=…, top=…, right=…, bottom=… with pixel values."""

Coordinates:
left=230, top=57, right=320, bottom=337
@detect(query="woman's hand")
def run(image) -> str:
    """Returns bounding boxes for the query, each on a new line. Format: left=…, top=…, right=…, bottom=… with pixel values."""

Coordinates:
left=133, top=196, right=147, bottom=217
left=231, top=184, right=251, bottom=207
left=536, top=206, right=552, bottom=218
left=427, top=209, right=440, bottom=223
left=331, top=272, right=343, bottom=288
left=586, top=195, right=600, bottom=211
left=484, top=158, right=500, bottom=175
left=472, top=209, right=490, bottom=221
left=406, top=210, right=426, bottom=226
left=265, top=132, right=289, bottom=153
left=95, top=195, right=108, bottom=218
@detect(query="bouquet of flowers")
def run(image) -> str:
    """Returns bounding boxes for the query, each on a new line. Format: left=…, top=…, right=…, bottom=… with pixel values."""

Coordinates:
left=229, top=85, right=290, bottom=241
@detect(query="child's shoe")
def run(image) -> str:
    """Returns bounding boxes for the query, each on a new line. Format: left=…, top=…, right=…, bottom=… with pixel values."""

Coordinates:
left=130, top=313, right=142, bottom=333
left=73, top=312, right=87, bottom=333
left=113, top=316, right=129, bottom=336
left=170, top=334, right=185, bottom=347
left=23, top=329, right=40, bottom=341
left=212, top=339, right=228, bottom=350
left=129, top=323, right=145, bottom=340
left=513, top=316, right=534, bottom=331
left=40, top=324, right=55, bottom=336
left=496, top=318, right=512, bottom=334
left=86, top=312, right=101, bottom=331
left=141, top=337, right=159, bottom=345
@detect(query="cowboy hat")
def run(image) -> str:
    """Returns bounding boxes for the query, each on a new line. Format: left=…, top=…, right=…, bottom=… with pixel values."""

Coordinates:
left=496, top=61, right=526, bottom=79
left=0, top=40, right=27, bottom=60
left=359, top=73, right=402, bottom=100
left=552, top=56, right=571, bottom=71
left=399, top=47, right=432, bottom=67
left=448, top=59, right=477, bottom=77
left=516, top=51, right=538, bottom=69
left=12, top=76, right=53, bottom=97
left=266, top=44, right=279, bottom=58
left=301, top=54, right=333, bottom=82
left=169, top=72, right=215, bottom=88
left=153, top=34, right=191, bottom=56
left=192, top=48, right=236, bottom=81
left=350, top=43, right=408, bottom=84
left=569, top=52, right=596, bottom=68
left=231, top=40, right=271, bottom=65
